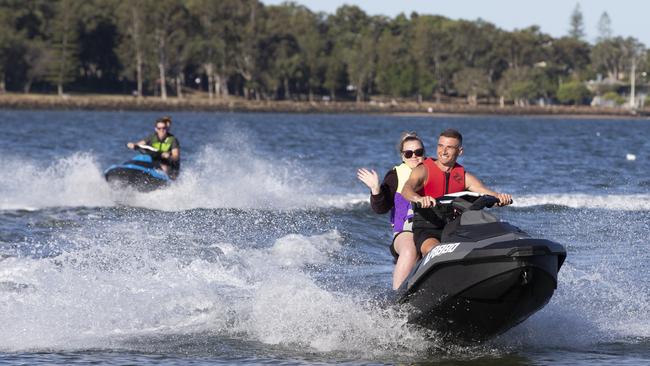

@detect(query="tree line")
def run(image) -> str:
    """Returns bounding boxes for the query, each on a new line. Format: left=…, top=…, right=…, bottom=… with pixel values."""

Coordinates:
left=0, top=0, right=647, bottom=105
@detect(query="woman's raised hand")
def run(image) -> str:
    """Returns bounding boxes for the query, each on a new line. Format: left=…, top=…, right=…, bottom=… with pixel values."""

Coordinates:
left=357, top=168, right=380, bottom=195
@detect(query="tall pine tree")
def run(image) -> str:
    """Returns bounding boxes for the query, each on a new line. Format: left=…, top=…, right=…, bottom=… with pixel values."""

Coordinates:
left=568, top=3, right=585, bottom=40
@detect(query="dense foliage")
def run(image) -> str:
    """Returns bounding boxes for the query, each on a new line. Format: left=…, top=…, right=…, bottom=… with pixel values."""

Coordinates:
left=0, top=0, right=647, bottom=105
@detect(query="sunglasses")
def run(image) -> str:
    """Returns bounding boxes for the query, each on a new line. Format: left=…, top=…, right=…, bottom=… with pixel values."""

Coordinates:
left=155, top=126, right=167, bottom=130
left=402, top=148, right=424, bottom=158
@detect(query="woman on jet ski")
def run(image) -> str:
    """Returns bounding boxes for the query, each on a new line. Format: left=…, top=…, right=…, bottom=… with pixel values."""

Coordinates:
left=357, top=131, right=425, bottom=289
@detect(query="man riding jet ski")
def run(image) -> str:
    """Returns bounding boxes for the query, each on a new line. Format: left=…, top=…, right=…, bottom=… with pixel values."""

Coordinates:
left=104, top=118, right=180, bottom=191
left=400, top=129, right=513, bottom=287
left=126, top=117, right=180, bottom=179
left=397, top=192, right=566, bottom=342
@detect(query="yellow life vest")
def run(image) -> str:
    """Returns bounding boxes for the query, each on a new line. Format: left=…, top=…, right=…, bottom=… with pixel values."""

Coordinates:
left=394, top=162, right=412, bottom=194
left=150, top=135, right=175, bottom=153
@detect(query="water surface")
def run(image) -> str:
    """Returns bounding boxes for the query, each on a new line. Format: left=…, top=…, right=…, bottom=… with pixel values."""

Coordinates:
left=1, top=111, right=648, bottom=365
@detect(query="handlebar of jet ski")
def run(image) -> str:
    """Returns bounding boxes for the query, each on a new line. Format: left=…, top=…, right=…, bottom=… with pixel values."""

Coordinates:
left=412, top=200, right=440, bottom=209
left=128, top=144, right=161, bottom=157
left=468, top=195, right=499, bottom=210
left=412, top=195, right=512, bottom=210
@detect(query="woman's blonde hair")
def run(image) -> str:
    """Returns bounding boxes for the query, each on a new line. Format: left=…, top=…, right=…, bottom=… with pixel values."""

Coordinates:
left=397, top=131, right=425, bottom=155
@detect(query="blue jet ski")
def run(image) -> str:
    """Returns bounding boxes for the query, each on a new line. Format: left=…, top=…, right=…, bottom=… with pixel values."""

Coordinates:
left=104, top=144, right=171, bottom=192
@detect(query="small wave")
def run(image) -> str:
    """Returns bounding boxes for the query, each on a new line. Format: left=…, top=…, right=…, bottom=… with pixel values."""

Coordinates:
left=0, top=145, right=367, bottom=212
left=315, top=193, right=368, bottom=208
left=0, top=229, right=432, bottom=355
left=499, top=262, right=650, bottom=347
left=0, top=153, right=115, bottom=211
left=120, top=144, right=368, bottom=211
left=514, top=193, right=650, bottom=211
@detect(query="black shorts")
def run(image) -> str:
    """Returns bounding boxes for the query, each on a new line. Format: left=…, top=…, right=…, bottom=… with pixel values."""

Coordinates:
left=389, top=230, right=412, bottom=262
left=388, top=215, right=414, bottom=262
left=412, top=211, right=444, bottom=254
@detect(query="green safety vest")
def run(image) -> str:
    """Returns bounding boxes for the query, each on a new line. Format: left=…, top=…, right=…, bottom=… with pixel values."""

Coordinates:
left=150, top=135, right=175, bottom=152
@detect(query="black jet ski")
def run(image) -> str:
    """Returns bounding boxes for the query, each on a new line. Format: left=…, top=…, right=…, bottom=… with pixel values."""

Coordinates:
left=397, top=192, right=566, bottom=343
left=104, top=144, right=171, bottom=192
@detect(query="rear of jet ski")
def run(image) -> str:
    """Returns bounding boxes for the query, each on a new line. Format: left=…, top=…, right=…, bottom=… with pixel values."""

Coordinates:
left=403, top=238, right=566, bottom=342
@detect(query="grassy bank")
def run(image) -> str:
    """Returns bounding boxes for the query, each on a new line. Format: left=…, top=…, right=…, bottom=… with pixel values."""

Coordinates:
left=0, top=93, right=646, bottom=117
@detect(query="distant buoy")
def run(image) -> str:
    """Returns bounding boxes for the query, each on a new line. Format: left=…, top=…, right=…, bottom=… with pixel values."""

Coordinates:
left=427, top=107, right=433, bottom=113
left=626, top=154, right=636, bottom=161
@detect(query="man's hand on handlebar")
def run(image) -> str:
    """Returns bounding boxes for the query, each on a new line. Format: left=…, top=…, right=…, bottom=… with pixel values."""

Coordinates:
left=127, top=142, right=135, bottom=150
left=415, top=196, right=437, bottom=208
left=494, top=193, right=513, bottom=206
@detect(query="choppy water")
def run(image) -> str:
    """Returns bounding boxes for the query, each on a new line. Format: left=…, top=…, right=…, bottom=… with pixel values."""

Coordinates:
left=1, top=110, right=649, bottom=365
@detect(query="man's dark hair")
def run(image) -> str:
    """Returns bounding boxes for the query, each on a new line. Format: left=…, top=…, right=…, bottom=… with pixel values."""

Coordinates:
left=440, top=128, right=463, bottom=146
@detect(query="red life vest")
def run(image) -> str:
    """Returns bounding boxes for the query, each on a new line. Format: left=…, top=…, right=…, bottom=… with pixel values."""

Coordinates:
left=418, top=157, right=466, bottom=198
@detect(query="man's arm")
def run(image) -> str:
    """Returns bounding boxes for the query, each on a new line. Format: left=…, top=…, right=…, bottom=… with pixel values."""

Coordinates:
left=167, top=147, right=180, bottom=162
left=401, top=165, right=436, bottom=208
left=465, top=172, right=512, bottom=206
left=126, top=139, right=147, bottom=150
left=162, top=138, right=180, bottom=161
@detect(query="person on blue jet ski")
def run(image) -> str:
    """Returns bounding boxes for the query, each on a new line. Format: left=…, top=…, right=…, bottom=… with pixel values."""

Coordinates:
left=127, top=118, right=181, bottom=179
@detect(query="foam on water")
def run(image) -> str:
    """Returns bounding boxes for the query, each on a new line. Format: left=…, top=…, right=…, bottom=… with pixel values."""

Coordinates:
left=514, top=193, right=650, bottom=211
left=126, top=145, right=365, bottom=211
left=0, top=225, right=432, bottom=356
left=0, top=153, right=115, bottom=210
left=5, top=151, right=649, bottom=213
left=3, top=219, right=646, bottom=357
left=0, top=147, right=365, bottom=212
left=342, top=193, right=650, bottom=212
left=498, top=260, right=650, bottom=348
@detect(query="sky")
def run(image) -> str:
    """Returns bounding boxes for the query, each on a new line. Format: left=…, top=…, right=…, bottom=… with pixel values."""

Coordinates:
left=261, top=0, right=649, bottom=46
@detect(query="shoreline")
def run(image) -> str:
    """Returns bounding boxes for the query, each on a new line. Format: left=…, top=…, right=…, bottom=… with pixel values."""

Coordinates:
left=1, top=93, right=648, bottom=118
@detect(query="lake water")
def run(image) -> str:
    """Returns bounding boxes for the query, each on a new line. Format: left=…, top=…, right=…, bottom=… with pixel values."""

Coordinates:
left=1, top=110, right=649, bottom=365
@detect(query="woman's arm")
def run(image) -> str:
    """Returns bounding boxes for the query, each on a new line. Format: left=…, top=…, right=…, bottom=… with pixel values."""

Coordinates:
left=369, top=169, right=397, bottom=214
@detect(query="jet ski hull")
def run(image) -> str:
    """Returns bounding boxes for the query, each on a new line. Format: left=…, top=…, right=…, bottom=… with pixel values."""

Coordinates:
left=402, top=241, right=562, bottom=342
left=397, top=193, right=566, bottom=343
left=105, top=166, right=169, bottom=192
left=104, top=154, right=170, bottom=192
